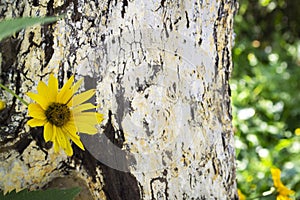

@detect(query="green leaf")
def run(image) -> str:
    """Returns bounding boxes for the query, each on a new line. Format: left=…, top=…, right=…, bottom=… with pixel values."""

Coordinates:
left=0, top=16, right=63, bottom=41
left=275, top=139, right=293, bottom=151
left=0, top=187, right=81, bottom=200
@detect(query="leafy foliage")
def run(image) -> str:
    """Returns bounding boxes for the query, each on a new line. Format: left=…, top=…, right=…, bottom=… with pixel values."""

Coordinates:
left=0, top=188, right=81, bottom=200
left=0, top=16, right=62, bottom=41
left=232, top=0, right=300, bottom=198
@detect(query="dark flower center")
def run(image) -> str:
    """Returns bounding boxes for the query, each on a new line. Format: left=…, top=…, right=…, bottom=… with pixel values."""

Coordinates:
left=45, top=103, right=71, bottom=127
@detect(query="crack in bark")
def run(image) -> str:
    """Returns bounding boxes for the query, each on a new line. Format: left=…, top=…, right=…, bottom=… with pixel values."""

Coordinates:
left=121, top=0, right=128, bottom=18
left=212, top=21, right=219, bottom=80
left=150, top=175, right=169, bottom=200
left=185, top=11, right=190, bottom=28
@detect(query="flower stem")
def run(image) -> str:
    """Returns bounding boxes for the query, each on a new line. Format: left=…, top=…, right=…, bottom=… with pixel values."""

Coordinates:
left=0, top=83, right=29, bottom=106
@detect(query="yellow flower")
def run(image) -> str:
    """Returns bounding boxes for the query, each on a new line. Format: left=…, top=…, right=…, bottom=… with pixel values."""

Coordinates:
left=238, top=189, right=246, bottom=200
left=295, top=128, right=300, bottom=136
left=271, top=167, right=295, bottom=200
left=27, top=74, right=104, bottom=156
left=0, top=100, right=5, bottom=111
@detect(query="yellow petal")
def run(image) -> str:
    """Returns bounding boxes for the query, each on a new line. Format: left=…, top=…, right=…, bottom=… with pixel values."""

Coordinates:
left=56, top=127, right=67, bottom=149
left=96, top=113, right=104, bottom=123
left=57, top=127, right=73, bottom=156
left=70, top=78, right=83, bottom=94
left=48, top=74, right=58, bottom=102
left=70, top=135, right=84, bottom=150
left=73, top=112, right=103, bottom=135
left=27, top=118, right=46, bottom=127
left=66, top=128, right=85, bottom=150
left=280, top=188, right=295, bottom=196
left=61, top=121, right=83, bottom=152
left=271, top=167, right=295, bottom=197
left=57, top=75, right=74, bottom=104
left=277, top=184, right=295, bottom=196
left=61, top=87, right=74, bottom=105
left=64, top=120, right=78, bottom=133
left=62, top=78, right=84, bottom=105
left=75, top=121, right=99, bottom=134
left=237, top=189, right=246, bottom=200
left=53, top=142, right=60, bottom=153
left=44, top=122, right=53, bottom=142
left=72, top=103, right=97, bottom=113
left=71, top=89, right=95, bottom=107
left=27, top=92, right=49, bottom=110
left=37, top=81, right=49, bottom=100
left=73, top=114, right=103, bottom=134
left=64, top=138, right=73, bottom=156
left=28, top=103, right=46, bottom=120
left=53, top=127, right=60, bottom=153
left=271, top=168, right=282, bottom=188
left=74, top=112, right=103, bottom=125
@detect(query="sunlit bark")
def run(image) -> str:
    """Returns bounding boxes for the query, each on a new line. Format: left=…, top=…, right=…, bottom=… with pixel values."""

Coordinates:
left=0, top=0, right=237, bottom=199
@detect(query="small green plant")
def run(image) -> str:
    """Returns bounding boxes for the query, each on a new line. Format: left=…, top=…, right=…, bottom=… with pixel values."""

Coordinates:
left=0, top=16, right=62, bottom=41
left=0, top=188, right=81, bottom=200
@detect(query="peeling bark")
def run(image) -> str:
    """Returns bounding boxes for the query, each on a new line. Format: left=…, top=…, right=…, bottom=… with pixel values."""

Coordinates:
left=0, top=0, right=238, bottom=199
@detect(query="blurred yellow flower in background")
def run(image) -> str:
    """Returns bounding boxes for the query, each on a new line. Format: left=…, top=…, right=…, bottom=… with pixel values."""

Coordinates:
left=271, top=167, right=295, bottom=200
left=27, top=74, right=104, bottom=156
left=294, top=128, right=300, bottom=136
left=238, top=189, right=246, bottom=200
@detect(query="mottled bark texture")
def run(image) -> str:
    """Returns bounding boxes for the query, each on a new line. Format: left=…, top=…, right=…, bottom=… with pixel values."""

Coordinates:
left=0, top=0, right=238, bottom=199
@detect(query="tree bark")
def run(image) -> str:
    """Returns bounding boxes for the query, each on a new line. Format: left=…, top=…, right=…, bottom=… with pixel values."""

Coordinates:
left=0, top=0, right=238, bottom=199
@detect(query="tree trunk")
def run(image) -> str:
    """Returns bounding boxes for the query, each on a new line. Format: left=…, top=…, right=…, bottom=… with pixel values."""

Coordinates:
left=0, top=0, right=238, bottom=199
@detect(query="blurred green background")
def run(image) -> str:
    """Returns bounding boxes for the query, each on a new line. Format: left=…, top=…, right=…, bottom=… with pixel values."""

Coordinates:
left=232, top=0, right=300, bottom=198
